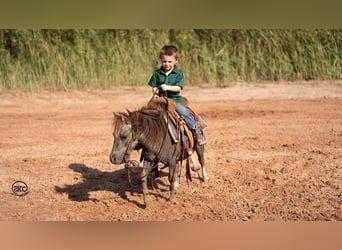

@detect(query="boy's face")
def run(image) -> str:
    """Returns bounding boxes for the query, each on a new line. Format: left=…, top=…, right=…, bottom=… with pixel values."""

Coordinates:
left=160, top=54, right=178, bottom=73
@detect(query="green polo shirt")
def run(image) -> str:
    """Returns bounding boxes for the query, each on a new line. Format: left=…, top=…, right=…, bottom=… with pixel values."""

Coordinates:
left=148, top=66, right=184, bottom=103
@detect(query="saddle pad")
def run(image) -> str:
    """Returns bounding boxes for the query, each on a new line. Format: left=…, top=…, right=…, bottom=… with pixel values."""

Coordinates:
left=167, top=111, right=194, bottom=149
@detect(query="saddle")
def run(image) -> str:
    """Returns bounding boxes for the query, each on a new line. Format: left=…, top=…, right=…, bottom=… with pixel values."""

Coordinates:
left=147, top=96, right=207, bottom=151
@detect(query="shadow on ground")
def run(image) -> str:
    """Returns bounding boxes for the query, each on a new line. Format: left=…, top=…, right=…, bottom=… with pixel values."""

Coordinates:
left=55, top=163, right=169, bottom=208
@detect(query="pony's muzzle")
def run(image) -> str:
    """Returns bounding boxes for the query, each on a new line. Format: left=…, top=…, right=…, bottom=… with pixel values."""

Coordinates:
left=109, top=153, right=124, bottom=165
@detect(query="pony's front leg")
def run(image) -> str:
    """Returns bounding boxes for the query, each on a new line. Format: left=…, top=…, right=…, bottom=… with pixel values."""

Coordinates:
left=141, top=160, right=153, bottom=207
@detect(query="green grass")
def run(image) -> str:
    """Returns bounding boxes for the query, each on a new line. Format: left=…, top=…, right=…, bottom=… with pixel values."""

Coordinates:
left=0, top=29, right=341, bottom=92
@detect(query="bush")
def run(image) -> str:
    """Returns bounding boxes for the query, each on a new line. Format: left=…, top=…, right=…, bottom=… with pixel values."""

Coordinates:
left=0, top=29, right=341, bottom=91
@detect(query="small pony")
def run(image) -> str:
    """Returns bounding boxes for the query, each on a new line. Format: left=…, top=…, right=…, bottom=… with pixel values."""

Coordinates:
left=110, top=97, right=208, bottom=207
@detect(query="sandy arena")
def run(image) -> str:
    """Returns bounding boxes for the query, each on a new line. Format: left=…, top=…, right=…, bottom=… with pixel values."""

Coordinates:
left=0, top=82, right=341, bottom=221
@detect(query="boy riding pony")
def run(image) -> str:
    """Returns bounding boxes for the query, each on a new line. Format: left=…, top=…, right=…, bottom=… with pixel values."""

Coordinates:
left=148, top=45, right=206, bottom=145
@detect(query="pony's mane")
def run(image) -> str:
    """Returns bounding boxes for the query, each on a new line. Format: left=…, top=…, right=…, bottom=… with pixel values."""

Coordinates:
left=130, top=100, right=168, bottom=151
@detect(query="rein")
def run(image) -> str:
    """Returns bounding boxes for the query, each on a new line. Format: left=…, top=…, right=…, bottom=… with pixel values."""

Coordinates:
left=123, top=135, right=135, bottom=162
left=122, top=136, right=141, bottom=185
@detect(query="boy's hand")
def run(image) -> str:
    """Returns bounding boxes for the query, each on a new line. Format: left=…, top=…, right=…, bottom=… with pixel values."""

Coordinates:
left=152, top=87, right=160, bottom=98
left=158, top=84, right=181, bottom=93
left=159, top=84, right=168, bottom=91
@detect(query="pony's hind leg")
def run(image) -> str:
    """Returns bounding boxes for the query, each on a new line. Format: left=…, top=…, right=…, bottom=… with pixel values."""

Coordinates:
left=168, top=162, right=180, bottom=201
left=196, top=144, right=208, bottom=181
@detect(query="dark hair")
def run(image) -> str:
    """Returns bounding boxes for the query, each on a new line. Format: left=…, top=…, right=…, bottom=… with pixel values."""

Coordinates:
left=159, top=45, right=179, bottom=59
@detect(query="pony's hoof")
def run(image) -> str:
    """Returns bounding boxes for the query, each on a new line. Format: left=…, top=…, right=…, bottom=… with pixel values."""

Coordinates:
left=202, top=175, right=209, bottom=181
left=191, top=165, right=200, bottom=171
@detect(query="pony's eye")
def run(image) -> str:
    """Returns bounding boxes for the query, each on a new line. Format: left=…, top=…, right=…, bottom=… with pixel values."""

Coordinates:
left=120, top=134, right=127, bottom=139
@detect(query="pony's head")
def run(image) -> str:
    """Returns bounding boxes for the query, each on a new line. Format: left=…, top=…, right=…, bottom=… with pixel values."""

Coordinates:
left=109, top=112, right=138, bottom=164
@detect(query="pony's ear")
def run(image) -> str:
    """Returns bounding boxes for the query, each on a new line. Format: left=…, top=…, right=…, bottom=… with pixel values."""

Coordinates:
left=113, top=112, right=126, bottom=122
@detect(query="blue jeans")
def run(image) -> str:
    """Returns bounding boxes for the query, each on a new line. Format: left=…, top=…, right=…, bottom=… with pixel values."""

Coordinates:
left=176, top=103, right=201, bottom=135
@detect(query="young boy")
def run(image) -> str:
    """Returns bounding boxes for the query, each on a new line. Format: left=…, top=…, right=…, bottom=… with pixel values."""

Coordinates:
left=148, top=45, right=205, bottom=145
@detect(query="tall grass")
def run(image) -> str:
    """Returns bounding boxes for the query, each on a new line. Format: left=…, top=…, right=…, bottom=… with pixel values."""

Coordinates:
left=0, top=29, right=341, bottom=91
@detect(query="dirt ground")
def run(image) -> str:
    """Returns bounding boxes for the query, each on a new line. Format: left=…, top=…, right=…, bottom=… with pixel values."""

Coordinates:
left=0, top=82, right=341, bottom=221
